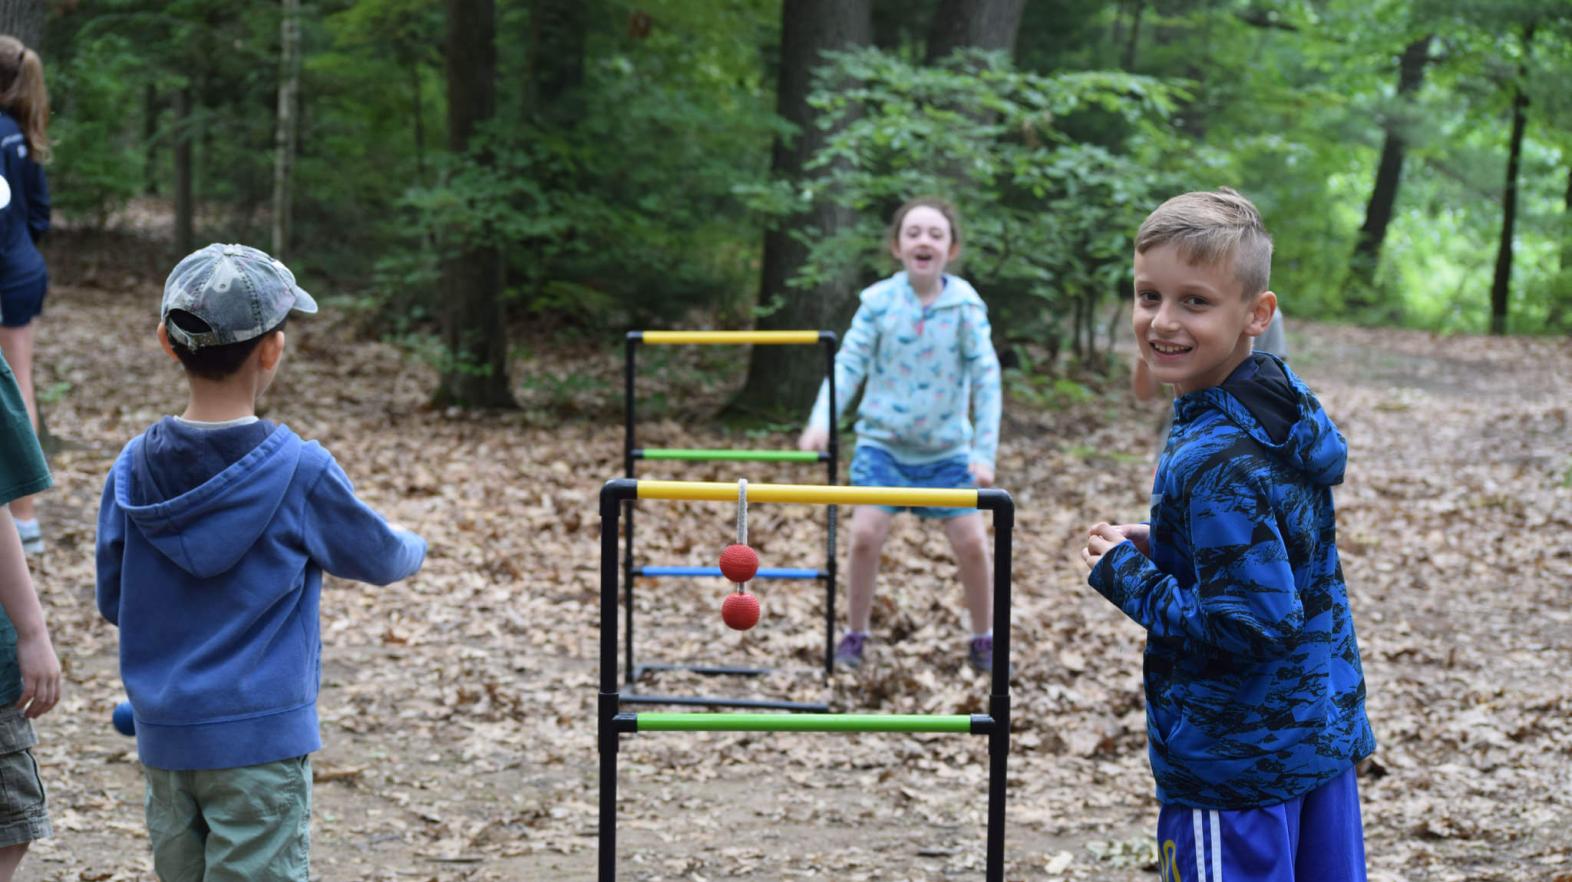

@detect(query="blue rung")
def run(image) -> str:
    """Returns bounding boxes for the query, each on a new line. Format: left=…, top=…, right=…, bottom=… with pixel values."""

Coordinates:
left=636, top=566, right=825, bottom=580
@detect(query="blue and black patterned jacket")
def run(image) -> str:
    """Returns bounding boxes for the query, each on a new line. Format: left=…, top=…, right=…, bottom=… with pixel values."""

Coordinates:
left=1090, top=353, right=1375, bottom=809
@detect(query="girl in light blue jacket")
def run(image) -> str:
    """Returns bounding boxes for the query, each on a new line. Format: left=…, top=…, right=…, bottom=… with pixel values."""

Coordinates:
left=799, top=197, right=1003, bottom=674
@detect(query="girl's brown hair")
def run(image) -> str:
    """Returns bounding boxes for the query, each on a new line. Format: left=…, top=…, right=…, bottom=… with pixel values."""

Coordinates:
left=887, top=196, right=962, bottom=249
left=0, top=35, right=49, bottom=163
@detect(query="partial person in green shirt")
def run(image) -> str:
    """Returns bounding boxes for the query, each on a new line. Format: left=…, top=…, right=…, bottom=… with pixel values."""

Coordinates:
left=0, top=349, right=61, bottom=881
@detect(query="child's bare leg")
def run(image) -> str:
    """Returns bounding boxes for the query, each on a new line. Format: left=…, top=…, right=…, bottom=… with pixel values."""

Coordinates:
left=0, top=843, right=28, bottom=880
left=846, top=505, right=893, bottom=631
left=944, top=513, right=992, bottom=634
left=0, top=325, right=38, bottom=522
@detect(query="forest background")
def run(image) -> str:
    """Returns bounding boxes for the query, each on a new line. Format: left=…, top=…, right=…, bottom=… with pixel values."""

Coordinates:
left=22, top=0, right=1572, bottom=417
left=1, top=2, right=1569, bottom=879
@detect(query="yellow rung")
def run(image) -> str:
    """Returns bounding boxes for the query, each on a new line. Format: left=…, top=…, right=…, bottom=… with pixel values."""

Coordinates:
left=641, top=331, right=821, bottom=346
left=636, top=480, right=979, bottom=508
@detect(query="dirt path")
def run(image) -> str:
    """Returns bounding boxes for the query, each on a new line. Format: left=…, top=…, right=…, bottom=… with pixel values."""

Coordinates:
left=13, top=276, right=1571, bottom=881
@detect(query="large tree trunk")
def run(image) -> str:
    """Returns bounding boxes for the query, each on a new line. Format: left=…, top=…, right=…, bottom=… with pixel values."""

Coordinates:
left=925, top=0, right=1026, bottom=62
left=438, top=0, right=516, bottom=408
left=174, top=87, right=195, bottom=256
left=0, top=2, right=42, bottom=52
left=1345, top=35, right=1431, bottom=314
left=730, top=0, right=872, bottom=419
left=1490, top=22, right=1534, bottom=337
left=271, top=0, right=302, bottom=260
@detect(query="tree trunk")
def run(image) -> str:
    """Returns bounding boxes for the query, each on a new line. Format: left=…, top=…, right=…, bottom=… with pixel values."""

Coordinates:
left=438, top=0, right=515, bottom=408
left=1345, top=35, right=1430, bottom=314
left=525, top=0, right=586, bottom=124
left=1550, top=166, right=1572, bottom=329
left=730, top=0, right=872, bottom=419
left=1120, top=1, right=1144, bottom=71
left=0, top=2, right=42, bottom=53
left=410, top=62, right=426, bottom=176
left=922, top=0, right=1025, bottom=356
left=1490, top=22, right=1534, bottom=337
left=144, top=84, right=160, bottom=196
left=925, top=0, right=1026, bottom=63
left=271, top=0, right=302, bottom=260
left=174, top=87, right=195, bottom=257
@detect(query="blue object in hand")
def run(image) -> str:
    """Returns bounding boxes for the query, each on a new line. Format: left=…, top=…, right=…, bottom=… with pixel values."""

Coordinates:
left=112, top=701, right=135, bottom=736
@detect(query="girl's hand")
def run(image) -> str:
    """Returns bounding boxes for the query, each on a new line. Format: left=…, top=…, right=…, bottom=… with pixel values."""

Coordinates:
left=969, top=461, right=994, bottom=488
left=1081, top=522, right=1135, bottom=570
left=15, top=630, right=60, bottom=719
left=798, top=426, right=829, bottom=452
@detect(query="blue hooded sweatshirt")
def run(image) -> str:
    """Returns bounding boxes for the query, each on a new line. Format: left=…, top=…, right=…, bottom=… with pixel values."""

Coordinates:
left=97, top=418, right=426, bottom=771
left=1089, top=353, right=1375, bottom=809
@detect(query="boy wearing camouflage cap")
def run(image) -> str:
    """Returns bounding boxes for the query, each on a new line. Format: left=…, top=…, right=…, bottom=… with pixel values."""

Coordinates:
left=95, top=244, right=427, bottom=881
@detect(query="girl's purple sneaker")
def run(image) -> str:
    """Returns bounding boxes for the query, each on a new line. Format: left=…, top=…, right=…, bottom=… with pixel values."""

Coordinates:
left=834, top=632, right=868, bottom=669
left=968, top=635, right=995, bottom=674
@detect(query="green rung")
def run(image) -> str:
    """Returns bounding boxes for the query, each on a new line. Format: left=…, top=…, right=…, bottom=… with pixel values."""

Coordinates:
left=634, top=713, right=976, bottom=733
left=640, top=448, right=822, bottom=463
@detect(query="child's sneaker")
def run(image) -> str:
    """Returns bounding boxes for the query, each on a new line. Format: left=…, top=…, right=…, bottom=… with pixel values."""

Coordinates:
left=833, top=632, right=868, bottom=669
left=13, top=519, right=41, bottom=556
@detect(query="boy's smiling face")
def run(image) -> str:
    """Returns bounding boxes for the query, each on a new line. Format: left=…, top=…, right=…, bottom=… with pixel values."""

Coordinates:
left=1133, top=243, right=1275, bottom=395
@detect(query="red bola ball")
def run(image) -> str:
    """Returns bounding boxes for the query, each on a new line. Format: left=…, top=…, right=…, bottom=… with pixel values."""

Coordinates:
left=719, top=544, right=759, bottom=583
left=722, top=592, right=761, bottom=631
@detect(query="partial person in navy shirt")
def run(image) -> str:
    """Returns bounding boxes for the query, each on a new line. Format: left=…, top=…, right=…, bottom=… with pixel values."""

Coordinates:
left=0, top=35, right=51, bottom=556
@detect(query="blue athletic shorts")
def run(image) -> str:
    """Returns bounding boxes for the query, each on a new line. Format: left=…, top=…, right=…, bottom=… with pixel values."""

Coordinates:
left=0, top=273, right=46, bottom=328
left=1156, top=767, right=1367, bottom=882
left=848, top=445, right=975, bottom=520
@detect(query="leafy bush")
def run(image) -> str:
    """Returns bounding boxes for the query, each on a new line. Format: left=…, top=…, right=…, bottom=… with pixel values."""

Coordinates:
left=48, top=32, right=146, bottom=227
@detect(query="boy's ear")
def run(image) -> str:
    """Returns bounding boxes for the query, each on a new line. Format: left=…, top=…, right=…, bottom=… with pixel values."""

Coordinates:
left=257, top=330, right=286, bottom=371
left=1245, top=290, right=1277, bottom=337
left=155, top=322, right=182, bottom=364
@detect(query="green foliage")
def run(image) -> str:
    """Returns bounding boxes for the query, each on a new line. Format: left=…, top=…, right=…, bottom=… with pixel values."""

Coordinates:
left=37, top=0, right=1572, bottom=351
left=47, top=32, right=145, bottom=226
left=774, top=48, right=1184, bottom=363
left=368, top=0, right=785, bottom=331
left=1113, top=0, right=1572, bottom=334
left=1008, top=369, right=1095, bottom=411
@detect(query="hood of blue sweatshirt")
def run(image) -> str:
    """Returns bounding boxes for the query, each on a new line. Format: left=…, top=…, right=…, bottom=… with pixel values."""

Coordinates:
left=1179, top=352, right=1347, bottom=488
left=122, top=418, right=288, bottom=577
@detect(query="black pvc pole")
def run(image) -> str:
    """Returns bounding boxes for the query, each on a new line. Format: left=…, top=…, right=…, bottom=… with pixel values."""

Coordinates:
left=979, top=489, right=1013, bottom=882
left=823, top=331, right=839, bottom=677
left=599, top=479, right=636, bottom=881
left=623, top=335, right=639, bottom=685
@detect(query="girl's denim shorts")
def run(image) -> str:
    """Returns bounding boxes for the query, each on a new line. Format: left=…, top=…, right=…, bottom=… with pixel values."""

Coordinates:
left=849, top=445, right=975, bottom=520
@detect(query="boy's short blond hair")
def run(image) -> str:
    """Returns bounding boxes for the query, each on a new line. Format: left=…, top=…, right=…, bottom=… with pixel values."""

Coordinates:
left=1135, top=187, right=1273, bottom=298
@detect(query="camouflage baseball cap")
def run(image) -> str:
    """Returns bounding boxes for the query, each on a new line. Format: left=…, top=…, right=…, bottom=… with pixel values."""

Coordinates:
left=161, top=243, right=318, bottom=350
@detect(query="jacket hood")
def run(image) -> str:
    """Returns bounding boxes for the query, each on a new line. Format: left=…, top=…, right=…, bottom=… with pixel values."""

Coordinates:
left=1180, top=353, right=1346, bottom=486
left=113, top=425, right=304, bottom=578
left=869, top=272, right=986, bottom=312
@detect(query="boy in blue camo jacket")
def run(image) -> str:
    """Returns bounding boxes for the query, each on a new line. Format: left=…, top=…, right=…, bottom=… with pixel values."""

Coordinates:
left=1082, top=188, right=1375, bottom=882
